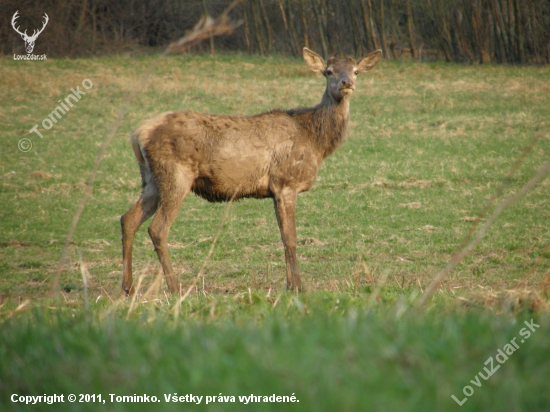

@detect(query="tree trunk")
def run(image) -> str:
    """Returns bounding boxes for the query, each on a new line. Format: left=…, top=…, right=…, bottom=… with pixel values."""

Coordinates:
left=310, top=0, right=329, bottom=57
left=406, top=0, right=417, bottom=60
left=258, top=0, right=273, bottom=52
left=286, top=0, right=301, bottom=55
left=250, top=0, right=266, bottom=55
left=367, top=0, right=380, bottom=50
left=359, top=0, right=374, bottom=50
left=379, top=0, right=389, bottom=58
left=299, top=0, right=310, bottom=49
left=513, top=0, right=525, bottom=63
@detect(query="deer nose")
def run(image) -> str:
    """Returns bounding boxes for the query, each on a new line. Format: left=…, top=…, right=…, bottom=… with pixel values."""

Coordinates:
left=340, top=78, right=353, bottom=89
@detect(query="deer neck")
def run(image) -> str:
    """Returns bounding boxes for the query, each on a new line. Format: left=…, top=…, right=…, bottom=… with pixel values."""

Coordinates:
left=311, top=91, right=351, bottom=158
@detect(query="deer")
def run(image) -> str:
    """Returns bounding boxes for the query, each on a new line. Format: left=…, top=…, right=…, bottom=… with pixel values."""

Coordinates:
left=11, top=11, right=49, bottom=54
left=120, top=47, right=382, bottom=295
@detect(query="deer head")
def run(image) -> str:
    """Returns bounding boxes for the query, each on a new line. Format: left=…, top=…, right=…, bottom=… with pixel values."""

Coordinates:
left=303, top=48, right=382, bottom=102
left=12, top=11, right=49, bottom=54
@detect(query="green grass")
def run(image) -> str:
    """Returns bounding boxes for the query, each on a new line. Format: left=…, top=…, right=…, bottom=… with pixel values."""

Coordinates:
left=1, top=300, right=549, bottom=412
left=1, top=52, right=549, bottom=411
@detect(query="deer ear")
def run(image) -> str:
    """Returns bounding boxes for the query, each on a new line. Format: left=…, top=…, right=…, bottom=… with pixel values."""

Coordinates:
left=357, top=50, right=382, bottom=73
left=303, top=48, right=326, bottom=72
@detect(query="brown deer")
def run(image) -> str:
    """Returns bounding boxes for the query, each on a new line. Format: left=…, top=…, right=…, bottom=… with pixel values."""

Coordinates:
left=121, top=47, right=382, bottom=295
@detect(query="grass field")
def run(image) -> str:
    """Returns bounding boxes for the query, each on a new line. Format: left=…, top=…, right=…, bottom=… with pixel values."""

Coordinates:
left=1, top=51, right=549, bottom=411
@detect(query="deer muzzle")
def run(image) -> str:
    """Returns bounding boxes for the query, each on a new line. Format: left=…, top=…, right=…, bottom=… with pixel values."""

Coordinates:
left=339, top=78, right=354, bottom=92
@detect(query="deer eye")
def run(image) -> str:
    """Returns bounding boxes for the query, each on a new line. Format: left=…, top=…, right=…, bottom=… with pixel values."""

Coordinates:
left=354, top=69, right=359, bottom=75
left=325, top=68, right=333, bottom=76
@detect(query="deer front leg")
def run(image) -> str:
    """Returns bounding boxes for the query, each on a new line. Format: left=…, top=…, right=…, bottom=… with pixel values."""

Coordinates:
left=273, top=189, right=303, bottom=292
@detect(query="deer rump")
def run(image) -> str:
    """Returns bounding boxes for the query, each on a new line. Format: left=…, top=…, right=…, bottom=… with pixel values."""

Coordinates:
left=133, top=109, right=319, bottom=203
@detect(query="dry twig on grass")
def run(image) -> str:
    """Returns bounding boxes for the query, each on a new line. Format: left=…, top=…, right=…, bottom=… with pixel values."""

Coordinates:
left=418, top=156, right=550, bottom=307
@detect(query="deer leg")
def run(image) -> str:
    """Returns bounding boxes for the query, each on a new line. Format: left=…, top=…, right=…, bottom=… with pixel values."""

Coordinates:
left=121, top=188, right=159, bottom=295
left=273, top=189, right=303, bottom=292
left=147, top=167, right=193, bottom=294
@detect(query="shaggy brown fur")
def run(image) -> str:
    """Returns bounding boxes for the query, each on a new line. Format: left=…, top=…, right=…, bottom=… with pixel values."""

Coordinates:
left=121, top=47, right=382, bottom=294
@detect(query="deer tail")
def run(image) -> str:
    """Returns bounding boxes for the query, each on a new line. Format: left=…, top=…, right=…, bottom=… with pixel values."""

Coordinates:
left=131, top=112, right=172, bottom=188
left=131, top=132, right=146, bottom=166
left=130, top=130, right=152, bottom=190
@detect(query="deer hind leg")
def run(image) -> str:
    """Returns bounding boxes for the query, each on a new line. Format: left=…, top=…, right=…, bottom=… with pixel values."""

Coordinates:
left=121, top=180, right=159, bottom=295
left=273, top=188, right=303, bottom=292
left=147, top=164, right=195, bottom=294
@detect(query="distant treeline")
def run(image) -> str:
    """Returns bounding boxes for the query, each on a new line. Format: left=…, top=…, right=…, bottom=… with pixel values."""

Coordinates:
left=2, top=0, right=549, bottom=63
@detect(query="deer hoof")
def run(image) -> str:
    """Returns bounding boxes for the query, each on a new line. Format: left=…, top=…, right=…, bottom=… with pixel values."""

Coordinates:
left=287, top=283, right=305, bottom=293
left=122, top=285, right=135, bottom=296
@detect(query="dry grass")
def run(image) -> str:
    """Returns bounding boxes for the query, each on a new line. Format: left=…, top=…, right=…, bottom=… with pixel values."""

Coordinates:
left=456, top=288, right=549, bottom=313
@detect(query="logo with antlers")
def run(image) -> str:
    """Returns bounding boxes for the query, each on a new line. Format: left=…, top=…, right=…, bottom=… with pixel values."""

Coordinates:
left=12, top=10, right=49, bottom=54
